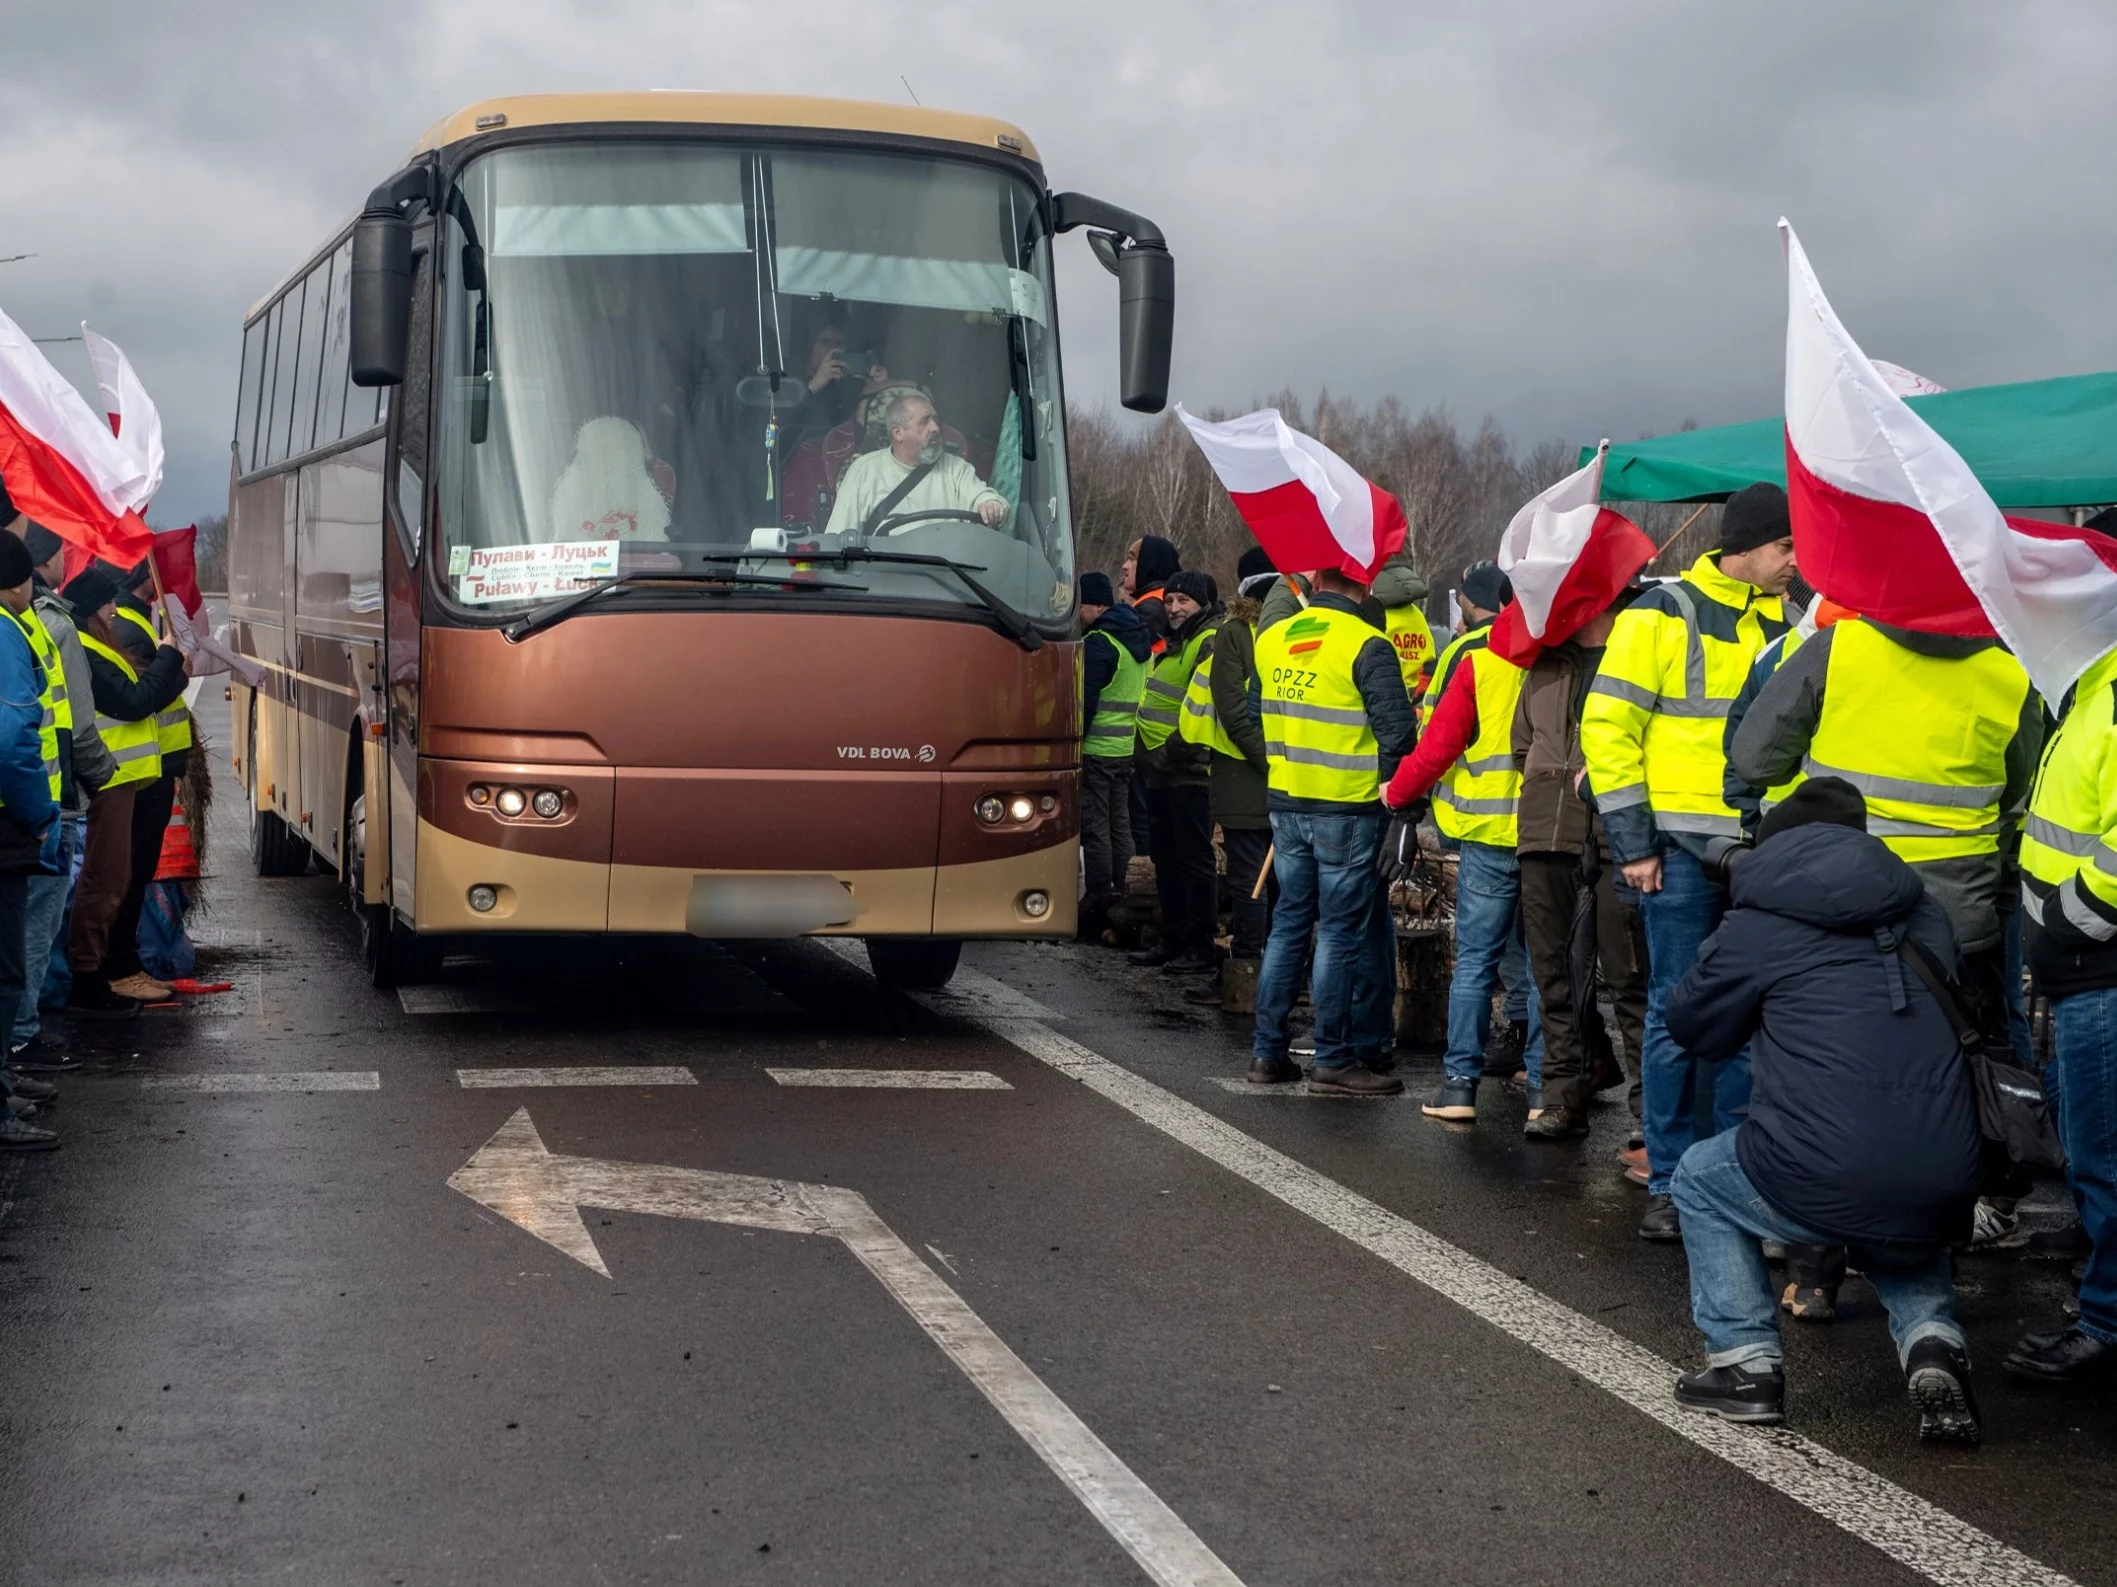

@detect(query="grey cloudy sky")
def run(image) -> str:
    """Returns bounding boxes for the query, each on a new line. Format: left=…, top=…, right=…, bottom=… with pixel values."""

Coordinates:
left=6, top=0, right=2116, bottom=524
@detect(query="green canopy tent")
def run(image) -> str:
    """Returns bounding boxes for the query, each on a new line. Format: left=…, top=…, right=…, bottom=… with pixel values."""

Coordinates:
left=1584, top=370, right=2117, bottom=509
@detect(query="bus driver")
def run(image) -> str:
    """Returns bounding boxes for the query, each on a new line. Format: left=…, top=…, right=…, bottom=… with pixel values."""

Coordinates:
left=825, top=391, right=1008, bottom=538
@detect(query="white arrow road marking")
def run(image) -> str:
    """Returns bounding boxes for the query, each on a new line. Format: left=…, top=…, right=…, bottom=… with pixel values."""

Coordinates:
left=449, top=1109, right=1243, bottom=1587
left=766, top=1068, right=1012, bottom=1090
left=143, top=1071, right=381, bottom=1092
left=902, top=996, right=2078, bottom=1587
left=457, top=1067, right=697, bottom=1089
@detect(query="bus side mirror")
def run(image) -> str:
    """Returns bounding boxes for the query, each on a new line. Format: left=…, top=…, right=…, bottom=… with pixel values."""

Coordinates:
left=350, top=209, right=413, bottom=388
left=1117, top=243, right=1174, bottom=414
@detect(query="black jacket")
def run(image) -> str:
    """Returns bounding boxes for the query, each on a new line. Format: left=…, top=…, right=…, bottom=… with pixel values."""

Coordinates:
left=84, top=635, right=187, bottom=728
left=1667, top=822, right=1983, bottom=1247
left=1081, top=603, right=1151, bottom=734
left=1139, top=601, right=1222, bottom=788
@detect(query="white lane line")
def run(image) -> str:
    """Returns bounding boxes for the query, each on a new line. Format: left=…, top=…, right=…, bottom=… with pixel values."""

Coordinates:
left=969, top=1015, right=2075, bottom=1587
left=457, top=1067, right=697, bottom=1089
left=766, top=1068, right=1012, bottom=1090
left=399, top=986, right=530, bottom=1015
left=1207, top=1077, right=1411, bottom=1100
left=813, top=938, right=1060, bottom=1020
left=143, top=1071, right=381, bottom=1093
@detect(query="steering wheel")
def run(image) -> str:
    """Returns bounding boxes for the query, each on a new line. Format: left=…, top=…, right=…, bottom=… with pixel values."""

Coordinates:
left=867, top=507, right=997, bottom=538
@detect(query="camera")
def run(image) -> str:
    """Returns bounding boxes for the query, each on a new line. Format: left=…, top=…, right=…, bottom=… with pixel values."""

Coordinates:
left=1699, top=835, right=1754, bottom=888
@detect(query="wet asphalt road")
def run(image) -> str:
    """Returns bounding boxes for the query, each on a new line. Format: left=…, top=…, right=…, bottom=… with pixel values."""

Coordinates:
left=2, top=698, right=2114, bottom=1587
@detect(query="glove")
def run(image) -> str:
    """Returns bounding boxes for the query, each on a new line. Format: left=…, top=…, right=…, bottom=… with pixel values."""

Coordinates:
left=1377, top=808, right=1420, bottom=885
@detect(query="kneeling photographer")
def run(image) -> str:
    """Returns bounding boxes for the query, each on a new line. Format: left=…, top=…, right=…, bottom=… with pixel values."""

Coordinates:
left=1660, top=779, right=1986, bottom=1443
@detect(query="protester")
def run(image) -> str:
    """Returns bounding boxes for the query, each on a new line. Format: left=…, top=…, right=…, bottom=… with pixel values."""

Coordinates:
left=1380, top=562, right=1546, bottom=1122
left=2009, top=639, right=2117, bottom=1386
left=1250, top=566, right=1417, bottom=1093
left=1179, top=547, right=1278, bottom=1006
left=1077, top=571, right=1150, bottom=931
left=0, top=532, right=63, bottom=1148
left=110, top=564, right=196, bottom=1003
left=1122, top=535, right=1180, bottom=656
left=1371, top=551, right=1436, bottom=703
left=1662, top=779, right=1983, bottom=1443
left=62, top=567, right=183, bottom=1016
left=1582, top=483, right=1795, bottom=1241
left=1130, top=571, right=1222, bottom=975
left=1510, top=589, right=1648, bottom=1140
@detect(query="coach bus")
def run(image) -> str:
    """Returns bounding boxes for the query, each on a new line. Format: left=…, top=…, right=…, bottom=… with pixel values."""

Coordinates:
left=224, top=93, right=1173, bottom=987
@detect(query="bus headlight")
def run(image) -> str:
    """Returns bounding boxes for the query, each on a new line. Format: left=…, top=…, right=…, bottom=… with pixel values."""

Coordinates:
left=1007, top=795, right=1035, bottom=824
left=531, top=789, right=563, bottom=819
left=467, top=884, right=499, bottom=913
left=976, top=796, right=1006, bottom=825
left=495, top=787, right=528, bottom=817
left=1021, top=890, right=1051, bottom=919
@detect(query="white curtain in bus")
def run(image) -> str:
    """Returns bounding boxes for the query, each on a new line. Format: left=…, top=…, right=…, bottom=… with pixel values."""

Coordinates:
left=490, top=202, right=750, bottom=258
left=773, top=247, right=1045, bottom=324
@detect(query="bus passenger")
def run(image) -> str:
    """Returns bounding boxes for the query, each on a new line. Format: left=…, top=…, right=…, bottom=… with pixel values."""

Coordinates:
left=825, top=393, right=1006, bottom=538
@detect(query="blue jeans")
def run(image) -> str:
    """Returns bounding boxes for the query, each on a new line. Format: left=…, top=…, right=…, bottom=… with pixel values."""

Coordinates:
left=16, top=813, right=80, bottom=1046
left=1254, top=808, right=1394, bottom=1071
left=1671, top=1130, right=1964, bottom=1369
left=2050, top=988, right=2117, bottom=1343
left=38, top=812, right=84, bottom=1014
left=1443, top=841, right=1543, bottom=1086
left=1638, top=847, right=1751, bottom=1193
left=2003, top=907, right=2032, bottom=1064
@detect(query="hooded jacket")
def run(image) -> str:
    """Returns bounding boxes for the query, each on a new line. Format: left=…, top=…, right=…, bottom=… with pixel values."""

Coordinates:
left=0, top=608, right=60, bottom=873
left=1666, top=821, right=1983, bottom=1247
left=1510, top=638, right=1606, bottom=855
left=1368, top=557, right=1430, bottom=611
left=1081, top=602, right=1152, bottom=738
left=1139, top=599, right=1221, bottom=787
left=1128, top=535, right=1180, bottom=651
left=32, top=583, right=116, bottom=810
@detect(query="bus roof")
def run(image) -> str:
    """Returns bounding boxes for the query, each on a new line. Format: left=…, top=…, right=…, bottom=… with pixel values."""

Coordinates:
left=410, top=93, right=1041, bottom=163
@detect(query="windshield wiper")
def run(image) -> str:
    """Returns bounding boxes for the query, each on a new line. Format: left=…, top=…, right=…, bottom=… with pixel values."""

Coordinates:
left=730, top=547, right=1046, bottom=652
left=500, top=570, right=864, bottom=643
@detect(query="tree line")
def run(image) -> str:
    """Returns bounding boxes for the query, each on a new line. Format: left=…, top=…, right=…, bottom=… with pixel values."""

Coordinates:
left=1069, top=394, right=1717, bottom=617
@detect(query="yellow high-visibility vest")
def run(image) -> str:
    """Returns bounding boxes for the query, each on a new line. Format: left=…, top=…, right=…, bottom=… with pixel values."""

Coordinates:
left=1177, top=651, right=1241, bottom=759
left=1582, top=552, right=1787, bottom=841
left=1255, top=606, right=1381, bottom=804
left=1423, top=625, right=1487, bottom=732
left=1137, top=623, right=1217, bottom=752
left=1803, top=619, right=2030, bottom=863
left=10, top=609, right=63, bottom=802
left=2021, top=645, right=2117, bottom=948
left=1384, top=604, right=1435, bottom=700
left=77, top=632, right=163, bottom=790
left=1082, top=628, right=1147, bottom=760
left=1433, top=646, right=1527, bottom=848
left=117, top=605, right=192, bottom=758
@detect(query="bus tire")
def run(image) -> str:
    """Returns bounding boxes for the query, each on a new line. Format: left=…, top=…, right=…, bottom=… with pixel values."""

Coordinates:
left=346, top=791, right=404, bottom=986
left=864, top=937, right=962, bottom=990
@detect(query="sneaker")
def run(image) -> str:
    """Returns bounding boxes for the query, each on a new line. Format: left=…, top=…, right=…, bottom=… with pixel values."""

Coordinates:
left=65, top=980, right=142, bottom=1021
left=1623, top=1163, right=1650, bottom=1188
left=1780, top=1283, right=1838, bottom=1323
left=1307, top=1063, right=1405, bottom=1097
left=1619, top=1144, right=1648, bottom=1170
left=2002, top=1327, right=2117, bottom=1385
left=1968, top=1197, right=2024, bottom=1249
left=1289, top=1035, right=1317, bottom=1059
left=9, top=1036, right=81, bottom=1073
left=1524, top=1084, right=1544, bottom=1118
left=2, top=1070, right=57, bottom=1102
left=2026, top=1222, right=2093, bottom=1261
left=1421, top=1079, right=1478, bottom=1120
left=1904, top=1339, right=1981, bottom=1445
left=107, top=973, right=174, bottom=1003
left=0, top=1113, right=58, bottom=1151
left=1673, top=1362, right=1784, bottom=1424
left=1638, top=1195, right=1681, bottom=1242
left=1524, top=1104, right=1589, bottom=1140
left=1246, top=1056, right=1304, bottom=1086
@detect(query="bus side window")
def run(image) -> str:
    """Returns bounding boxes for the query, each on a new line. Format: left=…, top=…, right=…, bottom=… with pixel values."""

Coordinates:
left=393, top=245, right=434, bottom=558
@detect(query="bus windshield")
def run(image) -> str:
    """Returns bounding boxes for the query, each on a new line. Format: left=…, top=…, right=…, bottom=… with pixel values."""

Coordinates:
left=434, top=141, right=1074, bottom=624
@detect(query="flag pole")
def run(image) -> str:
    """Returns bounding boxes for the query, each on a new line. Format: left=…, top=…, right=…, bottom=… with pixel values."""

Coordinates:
left=1250, top=845, right=1274, bottom=900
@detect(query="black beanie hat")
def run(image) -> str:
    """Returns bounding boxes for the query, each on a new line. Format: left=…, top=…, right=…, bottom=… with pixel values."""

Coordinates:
left=22, top=523, right=63, bottom=568
left=62, top=567, right=121, bottom=616
left=1756, top=775, right=1867, bottom=847
left=1235, top=546, right=1276, bottom=584
left=1078, top=571, right=1115, bottom=607
left=0, top=534, right=32, bottom=590
left=1718, top=482, right=1792, bottom=557
left=1461, top=561, right=1512, bottom=612
left=1164, top=569, right=1215, bottom=608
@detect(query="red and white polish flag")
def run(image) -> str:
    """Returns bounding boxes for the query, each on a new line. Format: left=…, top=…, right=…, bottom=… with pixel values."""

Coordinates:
left=1175, top=406, right=1407, bottom=583
left=1782, top=219, right=2117, bottom=702
left=83, top=323, right=166, bottom=498
left=1485, top=443, right=1656, bottom=665
left=0, top=304, right=156, bottom=566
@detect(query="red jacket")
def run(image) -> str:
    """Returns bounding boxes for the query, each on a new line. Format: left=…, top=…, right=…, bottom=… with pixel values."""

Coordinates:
left=1382, top=657, right=1479, bottom=808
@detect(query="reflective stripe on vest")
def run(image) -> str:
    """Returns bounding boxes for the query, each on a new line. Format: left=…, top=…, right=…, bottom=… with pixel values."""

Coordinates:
left=1137, top=623, right=1216, bottom=752
left=1384, top=605, right=1434, bottom=699
left=1422, top=626, right=1486, bottom=732
left=1434, top=646, right=1526, bottom=846
left=1749, top=629, right=1809, bottom=817
left=117, top=607, right=192, bottom=756
left=77, top=632, right=163, bottom=789
left=1083, top=628, right=1147, bottom=759
left=2021, top=650, right=2117, bottom=943
left=1255, top=607, right=1381, bottom=804
left=1807, top=620, right=2029, bottom=863
left=10, top=609, right=62, bottom=802
left=1177, top=650, right=1241, bottom=758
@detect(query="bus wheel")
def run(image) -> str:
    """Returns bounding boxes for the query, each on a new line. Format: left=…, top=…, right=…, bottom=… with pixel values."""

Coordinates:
left=346, top=793, right=425, bottom=988
left=865, top=937, right=962, bottom=990
left=249, top=699, right=307, bottom=877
